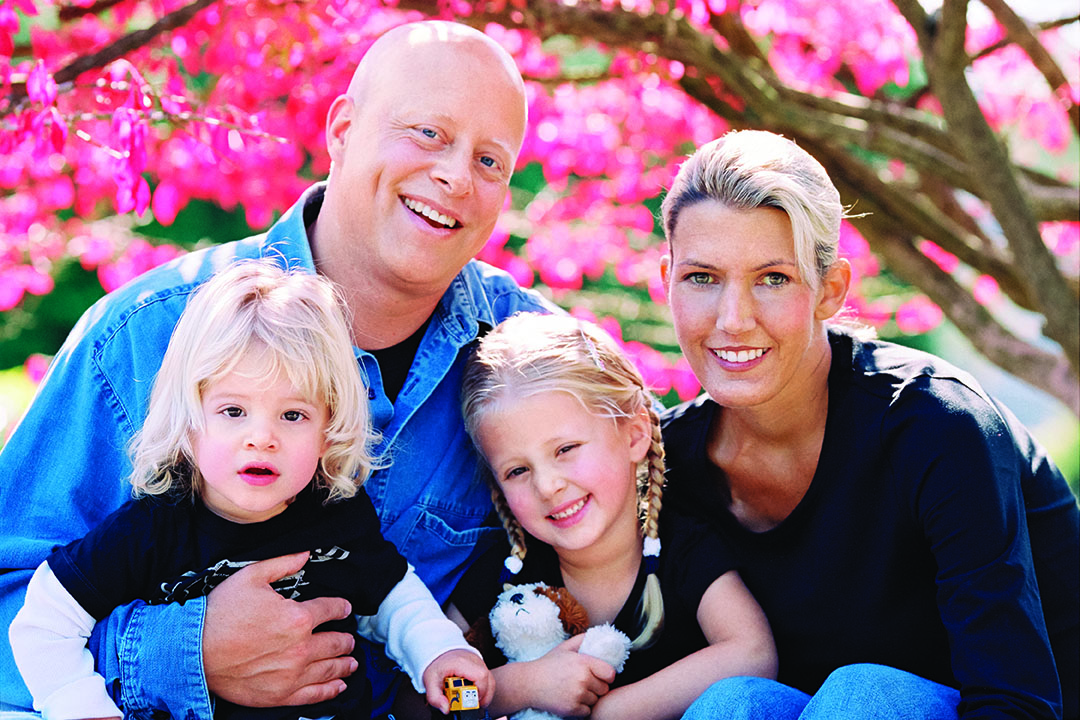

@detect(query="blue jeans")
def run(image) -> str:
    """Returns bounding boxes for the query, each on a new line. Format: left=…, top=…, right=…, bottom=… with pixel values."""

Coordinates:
left=682, top=664, right=960, bottom=720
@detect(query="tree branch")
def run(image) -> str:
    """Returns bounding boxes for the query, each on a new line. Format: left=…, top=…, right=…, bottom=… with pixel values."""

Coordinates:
left=976, top=0, right=1079, bottom=136
left=57, top=0, right=127, bottom=22
left=816, top=143, right=1079, bottom=413
left=894, top=0, right=1080, bottom=376
left=862, top=218, right=1079, bottom=414
left=971, top=14, right=1080, bottom=62
left=3, top=0, right=219, bottom=113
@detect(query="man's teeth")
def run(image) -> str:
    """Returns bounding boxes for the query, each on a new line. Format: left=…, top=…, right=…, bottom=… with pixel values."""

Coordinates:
left=715, top=348, right=765, bottom=363
left=550, top=498, right=585, bottom=521
left=403, top=198, right=458, bottom=228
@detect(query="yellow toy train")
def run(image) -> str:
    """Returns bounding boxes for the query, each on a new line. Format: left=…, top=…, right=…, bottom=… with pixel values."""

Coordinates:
left=441, top=676, right=486, bottom=719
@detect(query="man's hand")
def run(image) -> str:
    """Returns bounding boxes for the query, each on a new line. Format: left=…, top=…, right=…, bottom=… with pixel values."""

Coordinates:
left=203, top=551, right=357, bottom=707
left=422, top=649, right=494, bottom=715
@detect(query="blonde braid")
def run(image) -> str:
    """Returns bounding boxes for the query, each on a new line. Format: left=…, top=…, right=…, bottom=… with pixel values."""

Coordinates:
left=490, top=482, right=527, bottom=582
left=629, top=403, right=666, bottom=651
left=640, top=404, right=666, bottom=542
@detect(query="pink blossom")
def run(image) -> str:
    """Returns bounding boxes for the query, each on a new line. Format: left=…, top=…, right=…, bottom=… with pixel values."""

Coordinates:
left=895, top=296, right=943, bottom=335
left=97, top=239, right=185, bottom=293
left=671, top=357, right=702, bottom=401
left=26, top=60, right=56, bottom=105
left=1020, top=100, right=1070, bottom=153
left=838, top=222, right=878, bottom=281
left=0, top=4, right=19, bottom=32
left=151, top=181, right=183, bottom=226
left=622, top=340, right=673, bottom=396
left=1041, top=221, right=1079, bottom=256
left=0, top=272, right=24, bottom=310
left=972, top=274, right=1000, bottom=306
left=11, top=264, right=51, bottom=296
left=847, top=297, right=892, bottom=329
left=25, top=354, right=50, bottom=385
left=919, top=240, right=959, bottom=274
left=68, top=233, right=114, bottom=269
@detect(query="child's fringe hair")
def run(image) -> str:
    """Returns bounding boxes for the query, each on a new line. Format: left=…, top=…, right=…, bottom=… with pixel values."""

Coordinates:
left=129, top=260, right=382, bottom=504
left=462, top=312, right=666, bottom=649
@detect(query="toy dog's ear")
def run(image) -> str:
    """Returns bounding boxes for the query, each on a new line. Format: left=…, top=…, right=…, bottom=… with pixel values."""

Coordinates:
left=536, top=585, right=590, bottom=636
left=464, top=615, right=504, bottom=667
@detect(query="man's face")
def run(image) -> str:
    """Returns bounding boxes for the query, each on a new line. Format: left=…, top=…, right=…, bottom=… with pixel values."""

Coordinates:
left=325, top=34, right=527, bottom=297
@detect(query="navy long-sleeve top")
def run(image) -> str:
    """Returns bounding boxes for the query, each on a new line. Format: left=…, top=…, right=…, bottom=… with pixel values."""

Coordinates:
left=661, top=330, right=1078, bottom=720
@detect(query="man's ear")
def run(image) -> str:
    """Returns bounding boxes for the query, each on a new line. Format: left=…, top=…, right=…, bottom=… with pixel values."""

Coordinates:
left=325, top=95, right=355, bottom=164
left=815, top=258, right=851, bottom=321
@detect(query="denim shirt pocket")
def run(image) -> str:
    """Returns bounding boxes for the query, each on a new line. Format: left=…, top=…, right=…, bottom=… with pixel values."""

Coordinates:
left=388, top=504, right=502, bottom=604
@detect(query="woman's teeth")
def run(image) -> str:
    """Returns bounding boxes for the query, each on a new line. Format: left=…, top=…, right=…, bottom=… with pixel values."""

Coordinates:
left=715, top=348, right=765, bottom=363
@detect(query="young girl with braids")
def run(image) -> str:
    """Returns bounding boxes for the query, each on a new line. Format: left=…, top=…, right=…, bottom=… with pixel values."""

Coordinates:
left=449, top=312, right=777, bottom=720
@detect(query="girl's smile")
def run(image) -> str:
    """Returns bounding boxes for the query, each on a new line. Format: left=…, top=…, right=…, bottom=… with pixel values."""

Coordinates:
left=548, top=496, right=588, bottom=524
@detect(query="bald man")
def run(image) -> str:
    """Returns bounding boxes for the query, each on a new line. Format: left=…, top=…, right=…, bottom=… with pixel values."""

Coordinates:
left=0, top=21, right=550, bottom=718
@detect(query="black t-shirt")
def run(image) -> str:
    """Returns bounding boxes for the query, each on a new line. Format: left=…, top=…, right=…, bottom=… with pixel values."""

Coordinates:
left=370, top=318, right=430, bottom=404
left=661, top=329, right=1079, bottom=719
left=48, top=485, right=408, bottom=720
left=452, top=506, right=737, bottom=686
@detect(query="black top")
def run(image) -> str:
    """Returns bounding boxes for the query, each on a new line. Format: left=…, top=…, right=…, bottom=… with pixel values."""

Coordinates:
left=452, top=506, right=737, bottom=686
left=661, top=329, right=1079, bottom=720
left=370, top=317, right=431, bottom=403
left=49, top=485, right=408, bottom=720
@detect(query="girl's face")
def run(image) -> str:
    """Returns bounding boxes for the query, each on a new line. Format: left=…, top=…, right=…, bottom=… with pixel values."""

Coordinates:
left=192, top=354, right=329, bottom=523
left=661, top=201, right=848, bottom=411
left=475, top=391, right=651, bottom=564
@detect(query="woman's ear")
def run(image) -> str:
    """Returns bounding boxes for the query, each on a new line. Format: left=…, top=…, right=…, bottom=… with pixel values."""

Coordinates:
left=660, top=254, right=672, bottom=297
left=815, top=258, right=851, bottom=321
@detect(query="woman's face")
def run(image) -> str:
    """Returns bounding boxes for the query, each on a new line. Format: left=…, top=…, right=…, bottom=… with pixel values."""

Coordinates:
left=661, top=201, right=847, bottom=411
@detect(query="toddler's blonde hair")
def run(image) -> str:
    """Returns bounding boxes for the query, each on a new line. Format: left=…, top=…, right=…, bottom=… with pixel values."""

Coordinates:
left=130, top=260, right=378, bottom=503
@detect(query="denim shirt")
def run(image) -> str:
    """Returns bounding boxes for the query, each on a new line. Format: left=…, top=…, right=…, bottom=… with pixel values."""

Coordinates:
left=0, top=183, right=551, bottom=718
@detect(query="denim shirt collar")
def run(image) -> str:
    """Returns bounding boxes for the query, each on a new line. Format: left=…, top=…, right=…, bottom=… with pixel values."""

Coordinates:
left=259, top=182, right=320, bottom=272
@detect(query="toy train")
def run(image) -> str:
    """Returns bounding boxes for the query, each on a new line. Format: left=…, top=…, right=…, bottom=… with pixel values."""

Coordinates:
left=440, top=676, right=488, bottom=720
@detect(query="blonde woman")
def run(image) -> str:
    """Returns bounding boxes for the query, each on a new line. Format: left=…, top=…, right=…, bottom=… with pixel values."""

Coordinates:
left=9, top=261, right=491, bottom=720
left=659, top=130, right=1078, bottom=720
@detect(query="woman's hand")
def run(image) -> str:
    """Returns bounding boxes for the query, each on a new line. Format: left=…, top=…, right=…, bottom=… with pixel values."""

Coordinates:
left=490, top=634, right=616, bottom=718
left=202, top=552, right=358, bottom=707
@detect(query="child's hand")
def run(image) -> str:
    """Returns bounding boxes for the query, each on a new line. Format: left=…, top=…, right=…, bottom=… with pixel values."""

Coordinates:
left=519, top=634, right=616, bottom=717
left=422, top=648, right=494, bottom=715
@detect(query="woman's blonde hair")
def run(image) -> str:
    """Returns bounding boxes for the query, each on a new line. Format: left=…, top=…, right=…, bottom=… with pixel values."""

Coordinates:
left=129, top=260, right=378, bottom=503
left=461, top=312, right=666, bottom=650
left=661, top=130, right=844, bottom=289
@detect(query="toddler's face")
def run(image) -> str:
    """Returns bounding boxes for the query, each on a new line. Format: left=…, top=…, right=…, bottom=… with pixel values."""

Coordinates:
left=192, top=355, right=329, bottom=523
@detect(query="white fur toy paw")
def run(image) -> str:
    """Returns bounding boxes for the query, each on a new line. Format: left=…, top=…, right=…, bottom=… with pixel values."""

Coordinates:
left=578, top=623, right=631, bottom=674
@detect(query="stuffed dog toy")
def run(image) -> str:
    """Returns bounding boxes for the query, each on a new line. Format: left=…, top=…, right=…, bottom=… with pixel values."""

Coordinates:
left=466, top=582, right=631, bottom=720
